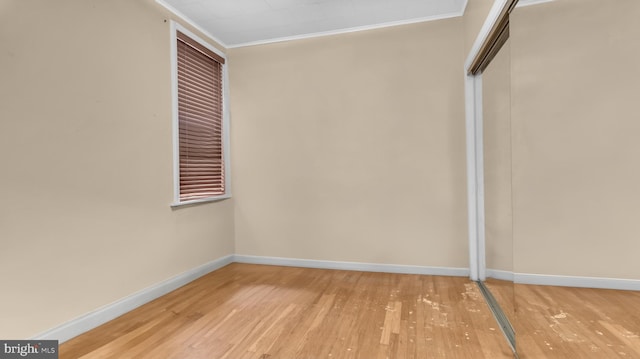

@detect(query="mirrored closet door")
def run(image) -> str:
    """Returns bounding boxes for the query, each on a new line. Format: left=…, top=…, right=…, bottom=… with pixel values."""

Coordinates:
left=469, top=0, right=640, bottom=357
left=480, top=35, right=515, bottom=352
left=464, top=0, right=518, bottom=355
left=508, top=0, right=640, bottom=357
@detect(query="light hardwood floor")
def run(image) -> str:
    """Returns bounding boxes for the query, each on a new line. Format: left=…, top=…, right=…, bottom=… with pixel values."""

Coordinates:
left=60, top=264, right=513, bottom=358
left=515, top=283, right=640, bottom=358
left=483, top=279, right=640, bottom=358
left=59, top=264, right=640, bottom=358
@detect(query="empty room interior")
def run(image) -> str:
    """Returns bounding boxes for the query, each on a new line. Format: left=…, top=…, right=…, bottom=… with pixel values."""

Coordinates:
left=1, top=0, right=639, bottom=358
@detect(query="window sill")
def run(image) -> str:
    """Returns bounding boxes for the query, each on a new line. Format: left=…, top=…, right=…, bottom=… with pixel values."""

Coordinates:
left=171, top=194, right=231, bottom=208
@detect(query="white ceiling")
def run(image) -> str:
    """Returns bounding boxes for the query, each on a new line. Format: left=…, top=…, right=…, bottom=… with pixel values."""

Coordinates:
left=157, top=0, right=468, bottom=48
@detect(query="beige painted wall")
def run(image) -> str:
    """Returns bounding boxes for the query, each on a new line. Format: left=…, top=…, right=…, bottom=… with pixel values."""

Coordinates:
left=228, top=19, right=469, bottom=268
left=0, top=0, right=234, bottom=338
left=483, top=39, right=513, bottom=273
left=463, top=0, right=495, bottom=55
left=511, top=0, right=640, bottom=279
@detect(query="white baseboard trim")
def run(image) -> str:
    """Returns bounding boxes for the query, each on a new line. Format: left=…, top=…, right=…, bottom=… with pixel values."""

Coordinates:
left=484, top=270, right=640, bottom=291
left=32, top=254, right=234, bottom=343
left=515, top=273, right=640, bottom=291
left=233, top=255, right=470, bottom=277
left=486, top=269, right=515, bottom=282
left=38, top=253, right=638, bottom=344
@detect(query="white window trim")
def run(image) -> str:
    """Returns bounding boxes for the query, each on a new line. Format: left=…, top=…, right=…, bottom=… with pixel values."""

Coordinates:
left=170, top=21, right=231, bottom=207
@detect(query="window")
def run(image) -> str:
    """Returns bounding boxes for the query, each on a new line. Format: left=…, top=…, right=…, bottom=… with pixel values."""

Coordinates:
left=171, top=23, right=229, bottom=206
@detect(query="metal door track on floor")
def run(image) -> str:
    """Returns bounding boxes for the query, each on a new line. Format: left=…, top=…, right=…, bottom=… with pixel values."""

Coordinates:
left=476, top=281, right=519, bottom=358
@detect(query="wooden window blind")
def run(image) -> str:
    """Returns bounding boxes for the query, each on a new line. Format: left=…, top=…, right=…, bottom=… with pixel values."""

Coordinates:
left=176, top=31, right=226, bottom=202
